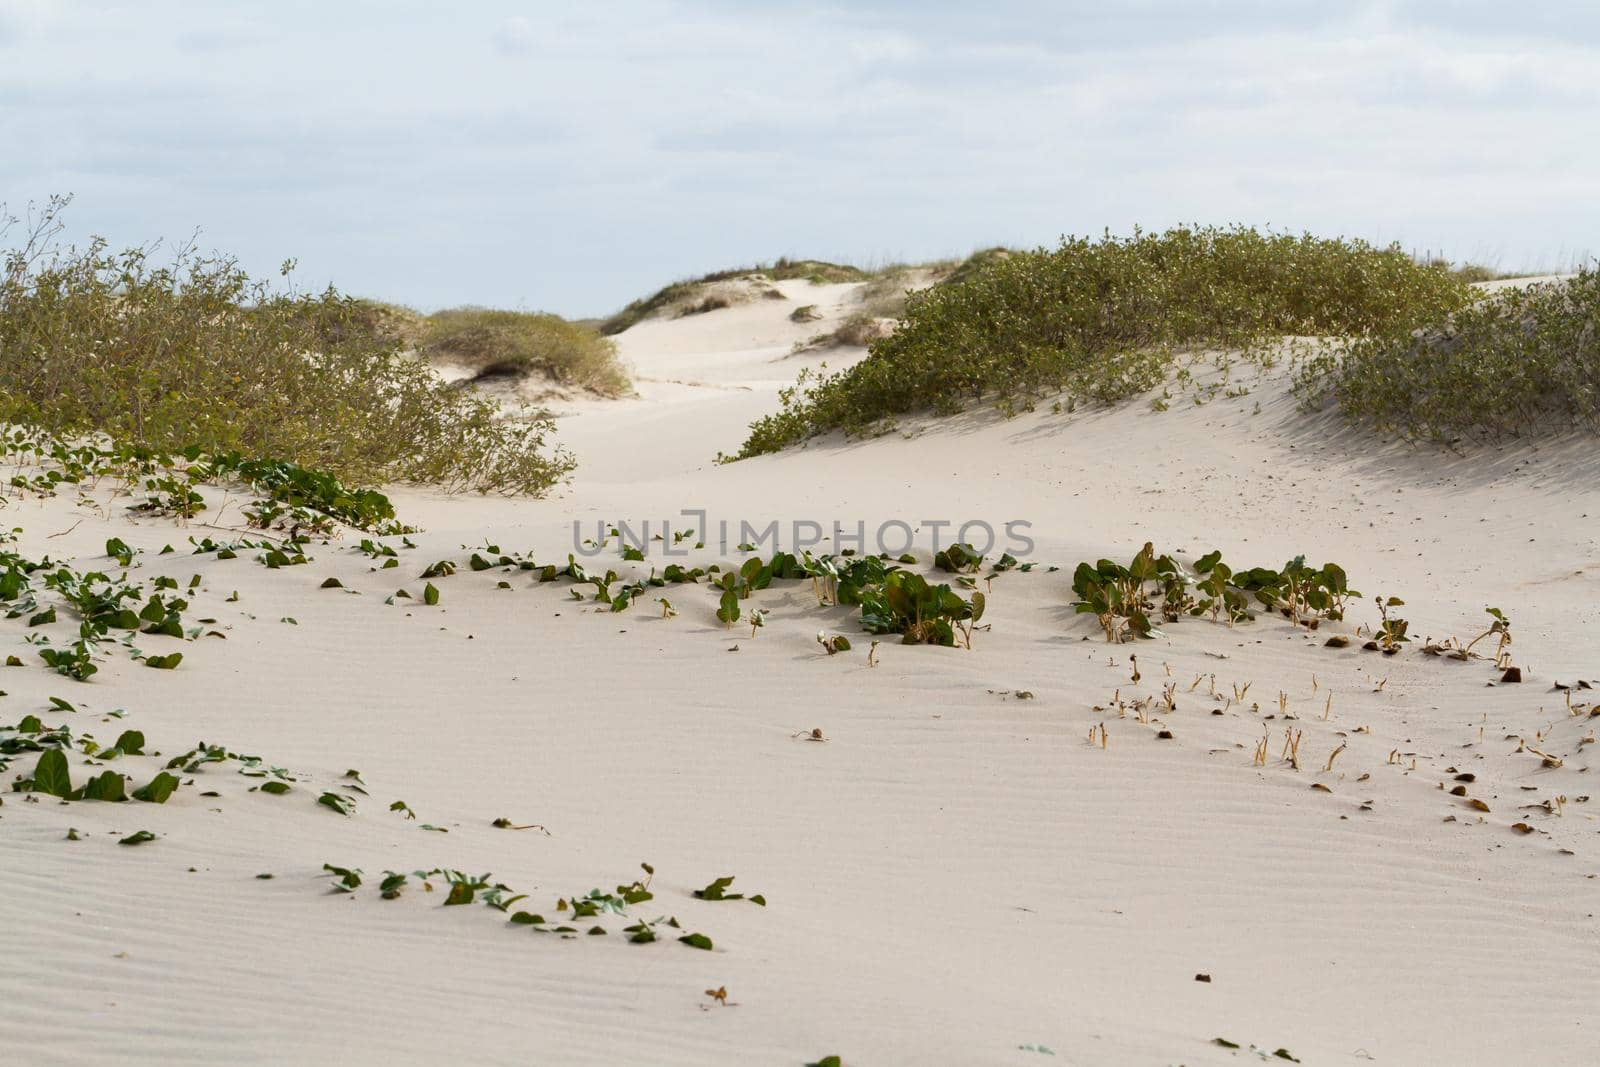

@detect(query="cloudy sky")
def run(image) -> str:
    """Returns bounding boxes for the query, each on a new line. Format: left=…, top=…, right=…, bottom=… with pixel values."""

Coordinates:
left=2, top=1, right=1596, bottom=317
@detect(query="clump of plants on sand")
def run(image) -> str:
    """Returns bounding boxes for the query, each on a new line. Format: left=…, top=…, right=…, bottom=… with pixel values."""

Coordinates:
left=2, top=531, right=204, bottom=680
left=1294, top=268, right=1600, bottom=441
left=320, top=860, right=723, bottom=949
left=419, top=307, right=629, bottom=396
left=0, top=429, right=408, bottom=533
left=732, top=225, right=1472, bottom=456
left=0, top=196, right=573, bottom=494
left=4, top=712, right=190, bottom=801
left=858, top=570, right=985, bottom=647
left=723, top=548, right=988, bottom=646
left=1072, top=544, right=1355, bottom=642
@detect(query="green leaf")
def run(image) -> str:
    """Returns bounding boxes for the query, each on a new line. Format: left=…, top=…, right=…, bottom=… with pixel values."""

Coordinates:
left=32, top=748, right=72, bottom=798
left=1214, top=1038, right=1240, bottom=1049
left=259, top=780, right=291, bottom=795
left=144, top=652, right=183, bottom=670
left=677, top=932, right=713, bottom=950
left=317, top=791, right=354, bottom=816
left=113, top=730, right=146, bottom=756
left=509, top=911, right=546, bottom=925
left=716, top=588, right=740, bottom=626
left=423, top=582, right=440, bottom=606
left=119, top=830, right=157, bottom=845
left=132, top=771, right=180, bottom=803
left=322, top=863, right=362, bottom=890
left=80, top=770, right=127, bottom=802
left=807, top=1057, right=843, bottom=1067
left=694, top=876, right=744, bottom=901
left=443, top=881, right=475, bottom=906
left=320, top=577, right=344, bottom=589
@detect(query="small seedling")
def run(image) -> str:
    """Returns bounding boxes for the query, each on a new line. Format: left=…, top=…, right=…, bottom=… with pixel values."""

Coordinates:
left=816, top=631, right=851, bottom=654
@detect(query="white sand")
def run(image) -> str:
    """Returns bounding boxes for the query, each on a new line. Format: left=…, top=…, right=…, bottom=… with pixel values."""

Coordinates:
left=2, top=280, right=1597, bottom=1065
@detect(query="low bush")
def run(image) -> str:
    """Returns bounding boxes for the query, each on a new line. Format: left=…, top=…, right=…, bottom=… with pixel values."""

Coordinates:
left=420, top=307, right=628, bottom=395
left=0, top=197, right=573, bottom=494
left=1294, top=268, right=1600, bottom=441
left=732, top=226, right=1473, bottom=457
left=1071, top=543, right=1356, bottom=643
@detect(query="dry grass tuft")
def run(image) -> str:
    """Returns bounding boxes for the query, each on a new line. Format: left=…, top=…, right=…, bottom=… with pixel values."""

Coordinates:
left=420, top=307, right=629, bottom=397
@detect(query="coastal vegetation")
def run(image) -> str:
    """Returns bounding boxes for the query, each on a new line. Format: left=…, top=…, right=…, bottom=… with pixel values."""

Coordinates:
left=0, top=197, right=573, bottom=495
left=731, top=226, right=1475, bottom=457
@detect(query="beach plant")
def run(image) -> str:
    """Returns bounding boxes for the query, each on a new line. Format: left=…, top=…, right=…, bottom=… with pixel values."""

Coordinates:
left=0, top=196, right=575, bottom=494
left=419, top=306, right=628, bottom=396
left=858, top=570, right=984, bottom=646
left=1371, top=596, right=1410, bottom=652
left=38, top=635, right=98, bottom=680
left=816, top=631, right=851, bottom=654
left=733, top=225, right=1472, bottom=455
left=1073, top=544, right=1358, bottom=641
left=693, top=876, right=766, bottom=905
left=1295, top=268, right=1600, bottom=442
left=11, top=747, right=181, bottom=802
left=933, top=543, right=984, bottom=574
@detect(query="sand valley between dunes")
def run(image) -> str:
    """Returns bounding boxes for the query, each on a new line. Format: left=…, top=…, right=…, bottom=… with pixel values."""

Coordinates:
left=3, top=277, right=1597, bottom=1066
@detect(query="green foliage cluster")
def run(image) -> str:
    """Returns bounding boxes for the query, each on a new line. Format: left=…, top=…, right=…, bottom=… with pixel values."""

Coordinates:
left=324, top=860, right=718, bottom=948
left=1295, top=268, right=1600, bottom=441
left=420, top=307, right=629, bottom=396
left=735, top=226, right=1473, bottom=456
left=216, top=454, right=407, bottom=534
left=3, top=530, right=194, bottom=679
left=858, top=570, right=985, bottom=647
left=440, top=539, right=992, bottom=647
left=4, top=417, right=408, bottom=537
left=12, top=743, right=181, bottom=803
left=1072, top=543, right=1356, bottom=643
left=0, top=197, right=573, bottom=494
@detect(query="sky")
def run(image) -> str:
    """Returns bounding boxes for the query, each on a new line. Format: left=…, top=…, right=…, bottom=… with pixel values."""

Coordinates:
left=2, top=1, right=1597, bottom=318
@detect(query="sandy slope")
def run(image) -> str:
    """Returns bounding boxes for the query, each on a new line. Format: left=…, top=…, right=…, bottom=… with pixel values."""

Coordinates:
left=2, top=278, right=1597, bottom=1066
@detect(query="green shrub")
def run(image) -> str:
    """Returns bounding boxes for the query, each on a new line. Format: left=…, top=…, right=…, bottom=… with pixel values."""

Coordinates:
left=421, top=307, right=628, bottom=395
left=937, top=246, right=1013, bottom=288
left=1295, top=268, right=1600, bottom=441
left=732, top=226, right=1473, bottom=457
left=0, top=197, right=574, bottom=494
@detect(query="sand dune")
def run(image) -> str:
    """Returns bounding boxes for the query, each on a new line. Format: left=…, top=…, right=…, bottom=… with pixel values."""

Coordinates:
left=2, top=283, right=1596, bottom=1066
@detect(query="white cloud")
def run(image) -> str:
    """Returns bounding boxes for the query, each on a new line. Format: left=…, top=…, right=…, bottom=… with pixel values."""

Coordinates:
left=0, top=1, right=1594, bottom=315
left=495, top=15, right=534, bottom=55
